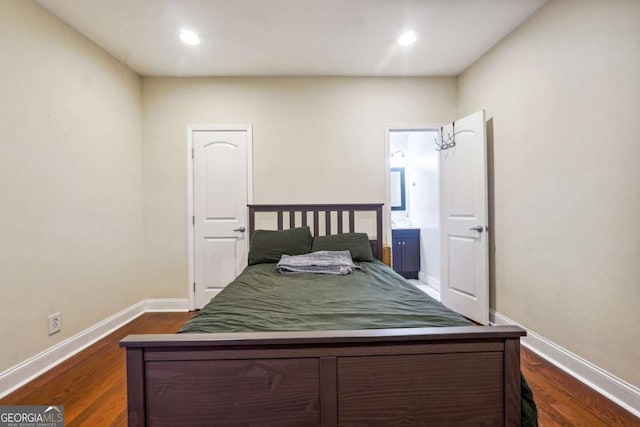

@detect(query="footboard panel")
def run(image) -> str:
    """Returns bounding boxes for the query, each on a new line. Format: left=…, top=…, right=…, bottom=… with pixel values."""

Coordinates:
left=120, top=326, right=525, bottom=427
left=338, top=352, right=504, bottom=425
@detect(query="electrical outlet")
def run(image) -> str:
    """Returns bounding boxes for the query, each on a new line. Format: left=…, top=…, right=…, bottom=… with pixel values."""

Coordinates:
left=48, top=312, right=62, bottom=335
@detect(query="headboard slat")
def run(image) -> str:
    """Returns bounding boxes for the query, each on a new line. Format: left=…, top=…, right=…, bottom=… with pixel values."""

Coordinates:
left=289, top=211, right=295, bottom=228
left=313, top=211, right=319, bottom=236
left=325, top=210, right=331, bottom=235
left=349, top=211, right=355, bottom=233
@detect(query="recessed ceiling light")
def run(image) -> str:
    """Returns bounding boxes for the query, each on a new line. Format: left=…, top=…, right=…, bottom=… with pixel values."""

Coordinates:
left=397, top=31, right=417, bottom=46
left=179, top=29, right=200, bottom=45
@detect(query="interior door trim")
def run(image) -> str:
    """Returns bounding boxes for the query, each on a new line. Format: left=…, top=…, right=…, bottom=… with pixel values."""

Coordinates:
left=384, top=124, right=441, bottom=248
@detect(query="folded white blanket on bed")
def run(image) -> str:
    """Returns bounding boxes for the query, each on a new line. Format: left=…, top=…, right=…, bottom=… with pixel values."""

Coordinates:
left=277, top=250, right=359, bottom=275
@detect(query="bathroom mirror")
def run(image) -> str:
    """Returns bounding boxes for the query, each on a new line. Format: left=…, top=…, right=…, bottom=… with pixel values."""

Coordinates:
left=390, top=167, right=406, bottom=211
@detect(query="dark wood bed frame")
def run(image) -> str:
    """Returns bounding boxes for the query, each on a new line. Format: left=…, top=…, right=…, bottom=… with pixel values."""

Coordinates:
left=121, top=204, right=526, bottom=426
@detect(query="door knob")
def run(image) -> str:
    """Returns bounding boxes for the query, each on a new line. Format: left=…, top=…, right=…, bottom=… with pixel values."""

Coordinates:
left=468, top=226, right=484, bottom=233
left=233, top=227, right=246, bottom=232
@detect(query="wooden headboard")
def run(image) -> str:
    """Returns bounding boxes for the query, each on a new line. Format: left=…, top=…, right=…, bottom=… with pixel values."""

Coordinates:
left=248, top=204, right=384, bottom=261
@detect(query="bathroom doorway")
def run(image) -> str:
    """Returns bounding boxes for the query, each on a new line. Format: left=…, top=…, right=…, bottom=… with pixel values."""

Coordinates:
left=386, top=127, right=441, bottom=296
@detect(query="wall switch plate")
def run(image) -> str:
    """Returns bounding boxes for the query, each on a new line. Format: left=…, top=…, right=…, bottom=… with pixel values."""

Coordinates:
left=48, top=312, right=62, bottom=335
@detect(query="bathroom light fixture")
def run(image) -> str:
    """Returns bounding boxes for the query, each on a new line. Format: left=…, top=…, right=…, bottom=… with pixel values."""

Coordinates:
left=397, top=31, right=417, bottom=46
left=179, top=29, right=200, bottom=45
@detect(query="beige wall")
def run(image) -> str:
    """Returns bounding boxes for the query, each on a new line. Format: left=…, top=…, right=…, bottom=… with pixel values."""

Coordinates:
left=142, top=77, right=456, bottom=297
left=0, top=1, right=144, bottom=372
left=458, top=0, right=640, bottom=386
left=4, top=0, right=638, bottom=398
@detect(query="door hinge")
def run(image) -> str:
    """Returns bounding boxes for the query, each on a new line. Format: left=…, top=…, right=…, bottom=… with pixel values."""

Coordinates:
left=192, top=215, right=195, bottom=225
left=193, top=282, right=196, bottom=293
left=192, top=148, right=194, bottom=158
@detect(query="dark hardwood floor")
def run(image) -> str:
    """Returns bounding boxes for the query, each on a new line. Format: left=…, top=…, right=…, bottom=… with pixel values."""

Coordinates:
left=1, top=312, right=638, bottom=426
left=0, top=312, right=193, bottom=426
left=521, top=348, right=639, bottom=426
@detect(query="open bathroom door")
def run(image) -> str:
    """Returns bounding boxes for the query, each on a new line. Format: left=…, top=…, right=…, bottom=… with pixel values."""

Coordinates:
left=439, top=110, right=489, bottom=325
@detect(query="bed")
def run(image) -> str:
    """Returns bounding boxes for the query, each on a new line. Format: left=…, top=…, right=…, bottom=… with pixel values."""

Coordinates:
left=120, top=204, right=535, bottom=426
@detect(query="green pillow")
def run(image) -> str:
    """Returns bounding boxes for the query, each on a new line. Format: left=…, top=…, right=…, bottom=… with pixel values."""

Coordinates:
left=248, top=227, right=312, bottom=265
left=311, top=233, right=374, bottom=262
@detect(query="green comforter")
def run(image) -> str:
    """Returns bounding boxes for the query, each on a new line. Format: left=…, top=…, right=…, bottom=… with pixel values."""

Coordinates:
left=180, top=261, right=471, bottom=332
left=179, top=260, right=538, bottom=426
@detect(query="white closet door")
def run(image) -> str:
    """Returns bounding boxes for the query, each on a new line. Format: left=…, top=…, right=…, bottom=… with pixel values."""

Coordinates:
left=193, top=129, right=249, bottom=309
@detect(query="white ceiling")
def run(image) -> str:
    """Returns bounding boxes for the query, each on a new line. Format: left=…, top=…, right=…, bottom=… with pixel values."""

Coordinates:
left=36, top=0, right=549, bottom=77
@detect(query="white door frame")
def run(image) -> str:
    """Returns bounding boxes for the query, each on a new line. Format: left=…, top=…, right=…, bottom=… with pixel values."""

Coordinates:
left=384, top=124, right=440, bottom=248
left=187, top=124, right=253, bottom=311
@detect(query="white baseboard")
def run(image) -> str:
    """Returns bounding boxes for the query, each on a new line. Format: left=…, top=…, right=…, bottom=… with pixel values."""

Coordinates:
left=491, top=310, right=640, bottom=419
left=0, top=298, right=189, bottom=399
left=417, top=272, right=441, bottom=300
left=145, top=298, right=189, bottom=312
left=418, top=272, right=440, bottom=291
left=418, top=271, right=428, bottom=283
